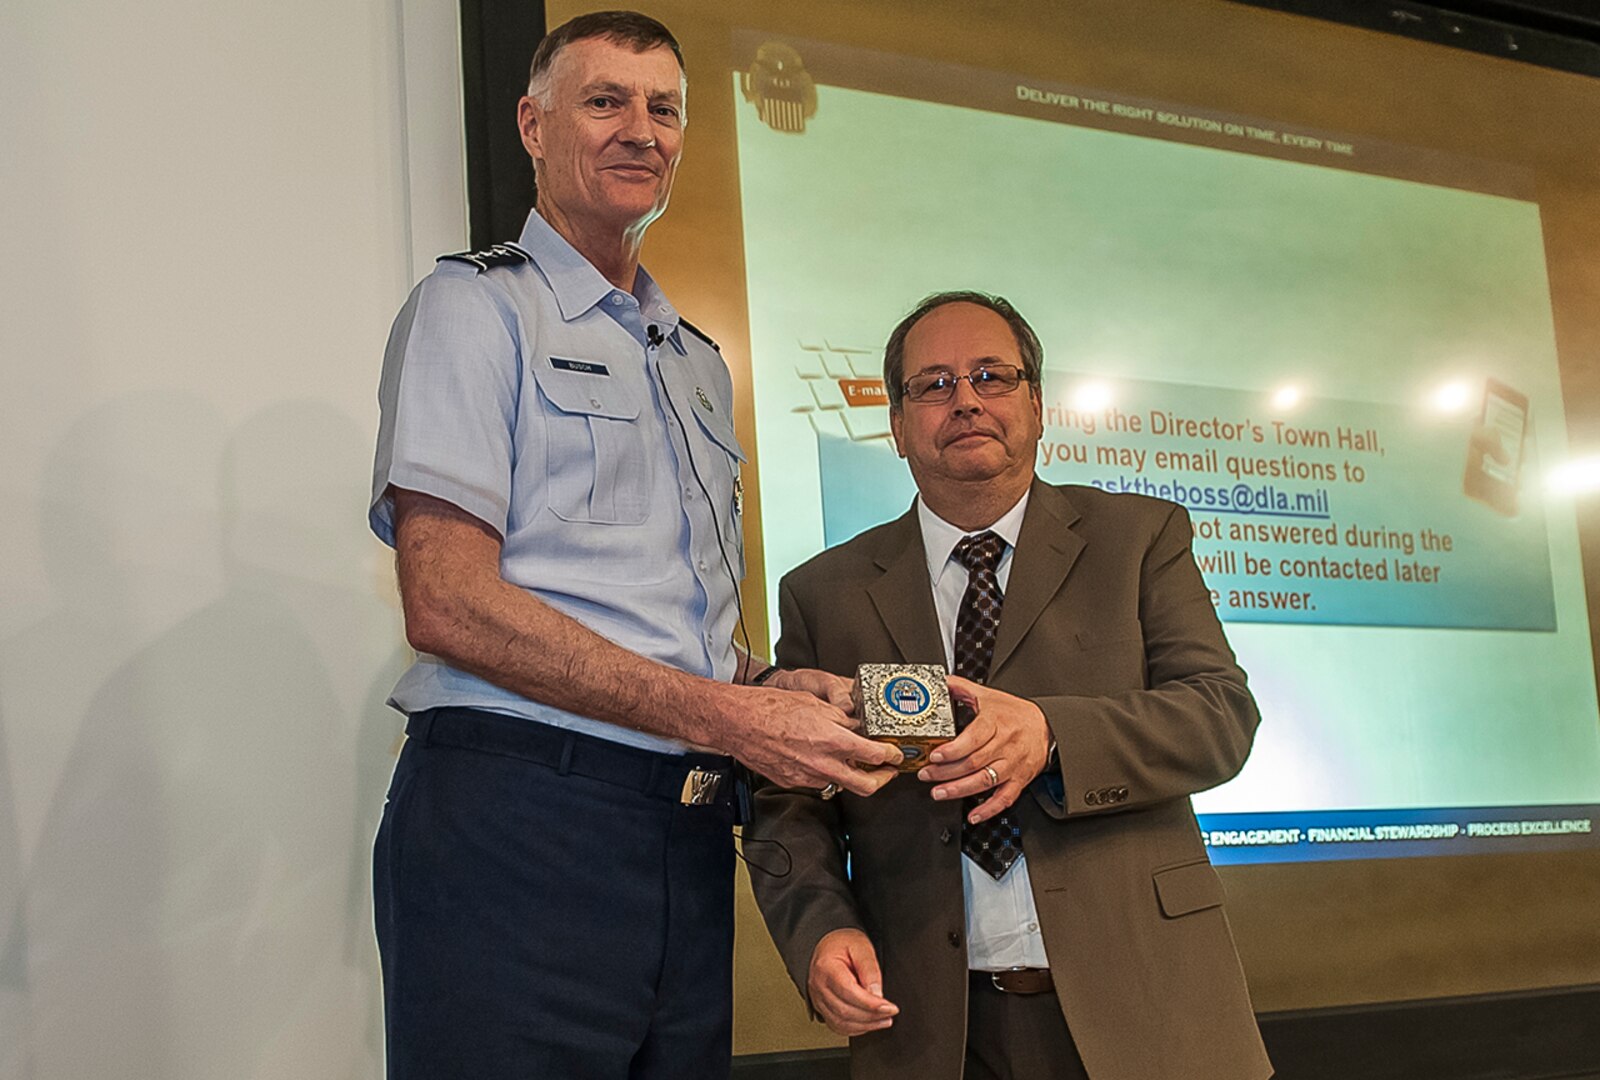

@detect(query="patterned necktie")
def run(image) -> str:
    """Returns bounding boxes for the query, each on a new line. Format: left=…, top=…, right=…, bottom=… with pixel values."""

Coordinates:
left=951, top=531, right=1023, bottom=880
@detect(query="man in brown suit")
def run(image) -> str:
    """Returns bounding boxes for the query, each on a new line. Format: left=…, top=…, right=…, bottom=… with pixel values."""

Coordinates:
left=748, top=292, right=1272, bottom=1080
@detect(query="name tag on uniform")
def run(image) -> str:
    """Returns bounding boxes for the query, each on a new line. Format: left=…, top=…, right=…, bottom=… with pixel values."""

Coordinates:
left=549, top=357, right=610, bottom=376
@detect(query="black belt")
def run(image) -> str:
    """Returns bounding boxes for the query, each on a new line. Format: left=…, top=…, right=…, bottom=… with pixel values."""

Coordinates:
left=972, top=968, right=1055, bottom=995
left=406, top=707, right=739, bottom=810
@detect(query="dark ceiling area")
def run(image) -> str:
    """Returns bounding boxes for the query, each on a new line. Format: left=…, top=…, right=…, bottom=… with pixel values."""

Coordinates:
left=1230, top=0, right=1600, bottom=76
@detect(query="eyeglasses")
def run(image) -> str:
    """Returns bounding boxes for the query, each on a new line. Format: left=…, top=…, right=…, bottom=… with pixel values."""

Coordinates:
left=901, top=365, right=1027, bottom=404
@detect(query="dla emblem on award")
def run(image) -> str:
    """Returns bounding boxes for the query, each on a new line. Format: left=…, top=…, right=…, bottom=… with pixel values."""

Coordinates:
left=854, top=663, right=956, bottom=772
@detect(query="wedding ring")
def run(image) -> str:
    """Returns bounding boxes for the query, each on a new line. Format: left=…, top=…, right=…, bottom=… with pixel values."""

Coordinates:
left=820, top=782, right=840, bottom=800
left=984, top=765, right=999, bottom=787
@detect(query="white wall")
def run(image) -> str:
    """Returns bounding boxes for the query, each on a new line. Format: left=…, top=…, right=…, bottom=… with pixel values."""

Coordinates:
left=0, top=1, right=467, bottom=1075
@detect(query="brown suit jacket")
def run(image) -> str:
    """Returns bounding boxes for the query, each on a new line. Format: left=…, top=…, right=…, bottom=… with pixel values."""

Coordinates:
left=748, top=480, right=1271, bottom=1080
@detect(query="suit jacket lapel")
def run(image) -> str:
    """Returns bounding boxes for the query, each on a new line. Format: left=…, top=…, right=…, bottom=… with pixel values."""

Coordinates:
left=865, top=506, right=946, bottom=665
left=990, top=481, right=1086, bottom=677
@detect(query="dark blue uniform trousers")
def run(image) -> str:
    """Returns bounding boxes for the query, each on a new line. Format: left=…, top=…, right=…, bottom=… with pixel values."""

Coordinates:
left=374, top=708, right=736, bottom=1079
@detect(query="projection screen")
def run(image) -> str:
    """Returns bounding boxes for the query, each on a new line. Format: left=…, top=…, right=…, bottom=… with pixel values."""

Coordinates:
left=523, top=0, right=1600, bottom=1051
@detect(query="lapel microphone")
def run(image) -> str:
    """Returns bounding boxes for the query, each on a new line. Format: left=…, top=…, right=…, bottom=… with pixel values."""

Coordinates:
left=646, top=324, right=664, bottom=349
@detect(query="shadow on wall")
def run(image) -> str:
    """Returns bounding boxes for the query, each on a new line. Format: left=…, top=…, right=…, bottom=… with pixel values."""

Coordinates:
left=0, top=703, right=30, bottom=1079
left=0, top=391, right=231, bottom=1080
left=2, top=394, right=406, bottom=1080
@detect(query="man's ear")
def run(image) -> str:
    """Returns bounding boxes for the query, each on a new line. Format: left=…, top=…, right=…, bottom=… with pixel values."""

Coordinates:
left=517, top=96, right=543, bottom=163
left=889, top=406, right=906, bottom=459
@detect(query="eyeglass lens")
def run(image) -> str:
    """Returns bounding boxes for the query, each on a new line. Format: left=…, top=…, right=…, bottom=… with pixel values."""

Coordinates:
left=905, top=366, right=1023, bottom=402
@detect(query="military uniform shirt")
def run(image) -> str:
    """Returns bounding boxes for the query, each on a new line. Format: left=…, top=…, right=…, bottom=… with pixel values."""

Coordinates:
left=370, top=210, right=745, bottom=753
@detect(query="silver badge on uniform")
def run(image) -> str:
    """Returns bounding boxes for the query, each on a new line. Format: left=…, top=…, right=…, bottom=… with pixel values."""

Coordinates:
left=695, top=387, right=713, bottom=412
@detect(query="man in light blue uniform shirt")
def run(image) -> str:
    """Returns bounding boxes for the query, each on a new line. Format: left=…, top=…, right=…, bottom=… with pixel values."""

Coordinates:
left=371, top=207, right=746, bottom=754
left=367, top=12, right=898, bottom=1080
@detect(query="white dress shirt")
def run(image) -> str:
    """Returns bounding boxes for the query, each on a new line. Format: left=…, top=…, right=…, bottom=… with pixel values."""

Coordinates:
left=916, top=493, right=1052, bottom=971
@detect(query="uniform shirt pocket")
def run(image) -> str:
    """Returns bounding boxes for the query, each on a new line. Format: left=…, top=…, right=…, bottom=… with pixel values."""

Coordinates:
left=532, top=360, right=651, bottom=525
left=688, top=396, right=748, bottom=575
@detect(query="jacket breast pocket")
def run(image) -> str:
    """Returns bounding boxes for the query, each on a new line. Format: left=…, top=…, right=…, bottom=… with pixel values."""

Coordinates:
left=533, top=362, right=651, bottom=525
left=1029, top=620, right=1146, bottom=696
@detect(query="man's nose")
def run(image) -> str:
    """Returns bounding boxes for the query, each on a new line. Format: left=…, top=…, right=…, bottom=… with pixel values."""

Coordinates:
left=618, top=100, right=656, bottom=146
left=949, top=377, right=985, bottom=414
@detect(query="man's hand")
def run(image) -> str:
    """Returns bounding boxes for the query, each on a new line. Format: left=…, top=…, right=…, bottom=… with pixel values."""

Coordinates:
left=765, top=667, right=856, bottom=714
left=725, top=686, right=899, bottom=797
left=917, top=675, right=1051, bottom=823
left=393, top=489, right=897, bottom=793
left=807, top=929, right=899, bottom=1036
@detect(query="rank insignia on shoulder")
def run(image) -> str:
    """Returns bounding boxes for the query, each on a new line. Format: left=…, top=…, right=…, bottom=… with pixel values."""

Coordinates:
left=437, top=243, right=531, bottom=272
left=679, top=319, right=721, bottom=352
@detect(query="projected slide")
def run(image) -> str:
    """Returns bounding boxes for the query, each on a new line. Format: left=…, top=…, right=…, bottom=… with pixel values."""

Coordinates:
left=732, top=32, right=1600, bottom=864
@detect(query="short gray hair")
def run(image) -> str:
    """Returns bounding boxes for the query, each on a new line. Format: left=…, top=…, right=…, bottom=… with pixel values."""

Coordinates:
left=883, top=291, right=1044, bottom=409
left=526, top=10, right=685, bottom=105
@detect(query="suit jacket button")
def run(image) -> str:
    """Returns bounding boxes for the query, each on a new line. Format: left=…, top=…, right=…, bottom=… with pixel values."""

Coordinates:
left=940, top=828, right=952, bottom=845
left=948, top=931, right=962, bottom=948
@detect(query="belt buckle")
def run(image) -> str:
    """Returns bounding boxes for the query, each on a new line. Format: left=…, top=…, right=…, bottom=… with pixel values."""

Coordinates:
left=680, top=767, right=724, bottom=806
left=990, top=967, right=1052, bottom=995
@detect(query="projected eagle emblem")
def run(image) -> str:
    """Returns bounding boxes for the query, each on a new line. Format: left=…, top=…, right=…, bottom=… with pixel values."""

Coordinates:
left=741, top=42, right=818, bottom=133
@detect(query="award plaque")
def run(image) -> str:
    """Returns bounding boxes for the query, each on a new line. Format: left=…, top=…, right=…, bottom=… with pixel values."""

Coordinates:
left=854, top=664, right=957, bottom=771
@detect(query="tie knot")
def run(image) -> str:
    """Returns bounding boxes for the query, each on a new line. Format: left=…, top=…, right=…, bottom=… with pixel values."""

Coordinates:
left=953, top=531, right=1006, bottom=573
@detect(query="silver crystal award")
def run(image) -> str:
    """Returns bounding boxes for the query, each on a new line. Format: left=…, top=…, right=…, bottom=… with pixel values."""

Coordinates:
left=854, top=664, right=956, bottom=771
